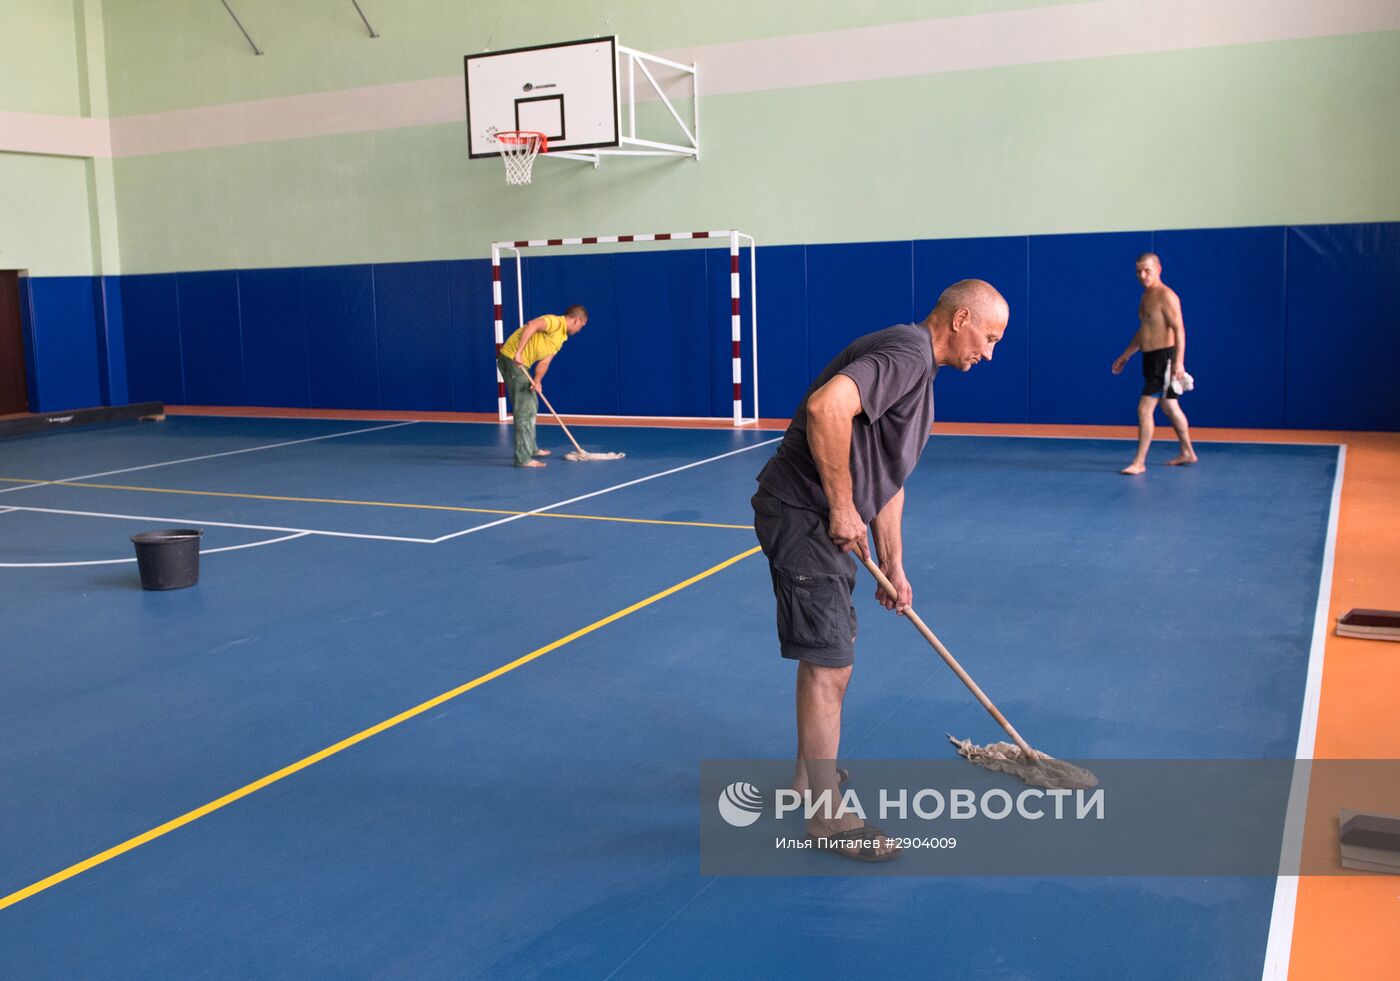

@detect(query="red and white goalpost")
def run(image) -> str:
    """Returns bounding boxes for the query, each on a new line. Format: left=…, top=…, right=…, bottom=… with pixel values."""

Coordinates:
left=491, top=229, right=759, bottom=425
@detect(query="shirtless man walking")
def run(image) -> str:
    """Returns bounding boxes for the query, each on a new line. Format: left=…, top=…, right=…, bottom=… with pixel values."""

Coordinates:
left=1111, top=252, right=1196, bottom=475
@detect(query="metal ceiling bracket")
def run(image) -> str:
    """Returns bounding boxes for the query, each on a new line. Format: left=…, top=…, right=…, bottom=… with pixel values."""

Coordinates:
left=351, top=1, right=380, bottom=39
left=219, top=0, right=263, bottom=56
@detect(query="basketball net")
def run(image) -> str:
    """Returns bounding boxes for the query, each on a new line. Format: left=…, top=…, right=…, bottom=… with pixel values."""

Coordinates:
left=494, top=131, right=546, bottom=185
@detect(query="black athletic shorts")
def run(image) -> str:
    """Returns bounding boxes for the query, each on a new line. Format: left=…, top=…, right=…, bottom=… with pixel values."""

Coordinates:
left=1140, top=346, right=1179, bottom=399
left=752, top=492, right=858, bottom=668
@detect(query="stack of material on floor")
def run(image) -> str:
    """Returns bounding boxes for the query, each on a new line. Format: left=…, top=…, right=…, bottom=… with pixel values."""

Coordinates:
left=1338, top=809, right=1400, bottom=874
left=1335, top=609, right=1400, bottom=641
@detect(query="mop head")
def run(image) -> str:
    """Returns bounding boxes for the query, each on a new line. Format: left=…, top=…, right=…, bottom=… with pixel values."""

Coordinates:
left=948, top=734, right=1098, bottom=790
left=564, top=450, right=626, bottom=461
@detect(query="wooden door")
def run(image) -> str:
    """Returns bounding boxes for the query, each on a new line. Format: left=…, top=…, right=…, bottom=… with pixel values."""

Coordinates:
left=0, top=271, right=29, bottom=414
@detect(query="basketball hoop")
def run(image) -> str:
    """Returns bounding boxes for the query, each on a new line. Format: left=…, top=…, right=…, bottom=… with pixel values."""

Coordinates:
left=493, top=130, right=547, bottom=185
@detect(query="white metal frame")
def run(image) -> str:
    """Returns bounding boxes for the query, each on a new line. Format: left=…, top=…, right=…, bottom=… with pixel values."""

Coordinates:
left=547, top=44, right=699, bottom=167
left=491, top=230, right=758, bottom=426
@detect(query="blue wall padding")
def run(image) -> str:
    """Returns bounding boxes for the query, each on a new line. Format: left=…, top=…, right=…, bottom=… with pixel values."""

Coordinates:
left=21, top=277, right=103, bottom=412
left=16, top=277, right=39, bottom=411
left=92, top=279, right=110, bottom=406
left=495, top=257, right=525, bottom=356
left=615, top=250, right=711, bottom=417
left=914, top=236, right=1031, bottom=423
left=805, top=241, right=915, bottom=383
left=304, top=265, right=380, bottom=409
left=523, top=252, right=621, bottom=416
left=1283, top=224, right=1400, bottom=430
left=20, top=222, right=1399, bottom=429
left=177, top=270, right=244, bottom=406
left=96, top=277, right=129, bottom=407
left=1028, top=231, right=1154, bottom=424
left=239, top=267, right=310, bottom=408
left=119, top=273, right=183, bottom=404
left=447, top=260, right=489, bottom=412
left=374, top=261, right=453, bottom=411
left=749, top=244, right=809, bottom=419
left=1152, top=227, right=1287, bottom=428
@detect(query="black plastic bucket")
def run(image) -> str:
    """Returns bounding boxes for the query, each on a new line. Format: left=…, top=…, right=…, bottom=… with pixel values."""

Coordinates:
left=131, top=529, right=203, bottom=590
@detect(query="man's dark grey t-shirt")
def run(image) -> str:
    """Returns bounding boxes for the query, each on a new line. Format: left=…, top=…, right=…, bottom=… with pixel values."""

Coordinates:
left=757, top=323, right=936, bottom=522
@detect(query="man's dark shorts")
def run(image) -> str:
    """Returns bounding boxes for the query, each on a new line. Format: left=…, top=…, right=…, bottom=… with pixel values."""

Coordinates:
left=752, top=492, right=858, bottom=668
left=1140, top=346, right=1179, bottom=399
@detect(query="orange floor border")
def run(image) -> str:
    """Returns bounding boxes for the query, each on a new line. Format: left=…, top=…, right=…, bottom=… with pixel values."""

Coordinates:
left=167, top=405, right=1398, bottom=975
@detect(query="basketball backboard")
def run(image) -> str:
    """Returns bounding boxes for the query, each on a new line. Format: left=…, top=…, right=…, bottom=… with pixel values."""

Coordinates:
left=464, top=36, right=619, bottom=158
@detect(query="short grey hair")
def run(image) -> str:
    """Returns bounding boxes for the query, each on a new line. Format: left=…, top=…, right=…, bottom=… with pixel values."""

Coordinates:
left=931, top=279, right=1007, bottom=324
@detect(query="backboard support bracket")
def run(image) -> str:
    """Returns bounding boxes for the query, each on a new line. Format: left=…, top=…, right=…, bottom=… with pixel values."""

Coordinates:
left=466, top=37, right=698, bottom=172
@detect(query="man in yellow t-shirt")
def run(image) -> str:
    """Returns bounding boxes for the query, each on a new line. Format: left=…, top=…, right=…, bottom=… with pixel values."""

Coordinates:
left=496, top=304, right=588, bottom=467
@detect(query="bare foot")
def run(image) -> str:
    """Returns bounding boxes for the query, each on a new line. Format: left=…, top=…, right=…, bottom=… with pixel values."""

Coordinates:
left=1120, top=463, right=1147, bottom=475
left=535, top=448, right=552, bottom=457
left=518, top=459, right=547, bottom=468
left=1167, top=453, right=1197, bottom=466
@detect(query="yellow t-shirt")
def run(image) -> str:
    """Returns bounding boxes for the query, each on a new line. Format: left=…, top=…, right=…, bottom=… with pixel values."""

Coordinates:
left=500, top=314, right=569, bottom=367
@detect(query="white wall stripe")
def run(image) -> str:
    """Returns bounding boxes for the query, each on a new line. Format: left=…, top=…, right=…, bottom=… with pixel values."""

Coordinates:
left=662, top=0, right=1400, bottom=101
left=0, top=109, right=112, bottom=158
left=7, top=0, right=1393, bottom=161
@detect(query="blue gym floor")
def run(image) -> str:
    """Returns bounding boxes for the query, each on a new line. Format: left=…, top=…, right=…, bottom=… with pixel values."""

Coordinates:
left=0, top=417, right=1339, bottom=979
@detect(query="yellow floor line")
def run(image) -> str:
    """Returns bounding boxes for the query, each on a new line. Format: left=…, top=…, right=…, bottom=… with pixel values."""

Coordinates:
left=0, top=544, right=761, bottom=912
left=0, top=477, right=750, bottom=531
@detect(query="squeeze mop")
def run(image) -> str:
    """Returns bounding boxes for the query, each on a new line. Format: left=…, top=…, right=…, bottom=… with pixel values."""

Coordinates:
left=534, top=388, right=625, bottom=462
left=861, top=556, right=1096, bottom=790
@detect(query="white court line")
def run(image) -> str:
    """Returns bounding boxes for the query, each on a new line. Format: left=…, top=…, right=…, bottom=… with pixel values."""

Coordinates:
left=0, top=436, right=782, bottom=550
left=1259, top=443, right=1345, bottom=981
left=0, top=421, right=418, bottom=495
left=931, top=431, right=1346, bottom=447
left=0, top=532, right=311, bottom=568
left=429, top=437, right=783, bottom=543
left=2, top=506, right=435, bottom=544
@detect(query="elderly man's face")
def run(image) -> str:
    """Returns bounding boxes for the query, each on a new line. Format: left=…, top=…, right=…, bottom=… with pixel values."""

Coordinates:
left=948, top=309, right=1005, bottom=372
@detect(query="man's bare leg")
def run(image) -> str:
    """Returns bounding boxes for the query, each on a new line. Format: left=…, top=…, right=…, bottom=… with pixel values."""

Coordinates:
left=793, top=661, right=897, bottom=857
left=1161, top=400, right=1197, bottom=465
left=1121, top=396, right=1157, bottom=475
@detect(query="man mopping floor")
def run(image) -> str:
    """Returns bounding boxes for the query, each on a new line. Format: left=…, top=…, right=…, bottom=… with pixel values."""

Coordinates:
left=497, top=305, right=587, bottom=467
left=752, top=280, right=1010, bottom=862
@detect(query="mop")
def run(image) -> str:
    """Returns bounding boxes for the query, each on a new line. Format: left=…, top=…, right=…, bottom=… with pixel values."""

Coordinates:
left=860, top=556, right=1097, bottom=790
left=534, top=387, right=625, bottom=461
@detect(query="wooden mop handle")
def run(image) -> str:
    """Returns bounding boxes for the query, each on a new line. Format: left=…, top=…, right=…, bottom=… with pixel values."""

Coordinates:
left=859, top=553, right=1035, bottom=757
left=531, top=383, right=586, bottom=457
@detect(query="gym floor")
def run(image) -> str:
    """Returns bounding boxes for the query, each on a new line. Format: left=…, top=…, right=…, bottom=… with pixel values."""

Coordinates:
left=0, top=411, right=1395, bottom=978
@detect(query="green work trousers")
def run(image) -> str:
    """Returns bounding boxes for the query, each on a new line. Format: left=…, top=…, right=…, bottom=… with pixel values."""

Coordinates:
left=498, top=353, right=538, bottom=466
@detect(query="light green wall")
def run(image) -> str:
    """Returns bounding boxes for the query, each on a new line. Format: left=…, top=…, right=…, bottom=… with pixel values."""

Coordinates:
left=0, top=153, right=100, bottom=275
left=110, top=30, right=1400, bottom=273
left=5, top=2, right=1397, bottom=276
left=0, top=0, right=84, bottom=114
left=0, top=0, right=111, bottom=276
left=99, top=0, right=1081, bottom=115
